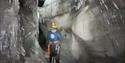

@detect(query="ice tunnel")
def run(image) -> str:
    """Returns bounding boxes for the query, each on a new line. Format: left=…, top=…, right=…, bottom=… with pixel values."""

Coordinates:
left=0, top=0, right=125, bottom=63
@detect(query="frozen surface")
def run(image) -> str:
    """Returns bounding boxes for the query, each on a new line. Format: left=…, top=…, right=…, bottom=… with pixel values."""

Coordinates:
left=0, top=0, right=125, bottom=63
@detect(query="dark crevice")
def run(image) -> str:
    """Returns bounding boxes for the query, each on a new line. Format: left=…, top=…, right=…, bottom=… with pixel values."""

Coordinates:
left=38, top=0, right=45, bottom=7
left=38, top=23, right=47, bottom=51
left=19, top=0, right=25, bottom=7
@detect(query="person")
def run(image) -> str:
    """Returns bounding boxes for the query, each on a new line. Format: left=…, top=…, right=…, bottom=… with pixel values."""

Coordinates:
left=47, top=20, right=62, bottom=63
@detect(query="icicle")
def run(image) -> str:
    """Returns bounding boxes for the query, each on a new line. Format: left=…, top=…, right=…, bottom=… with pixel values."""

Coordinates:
left=113, top=1, right=119, bottom=10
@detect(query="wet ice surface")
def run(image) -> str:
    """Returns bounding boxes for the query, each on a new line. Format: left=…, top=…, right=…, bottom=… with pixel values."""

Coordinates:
left=0, top=0, right=125, bottom=63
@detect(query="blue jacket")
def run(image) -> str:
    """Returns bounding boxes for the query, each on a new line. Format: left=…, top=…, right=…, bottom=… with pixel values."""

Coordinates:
left=47, top=31, right=62, bottom=42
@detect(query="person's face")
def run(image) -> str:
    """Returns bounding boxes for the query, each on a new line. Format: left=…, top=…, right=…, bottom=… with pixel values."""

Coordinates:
left=51, top=28, right=57, bottom=32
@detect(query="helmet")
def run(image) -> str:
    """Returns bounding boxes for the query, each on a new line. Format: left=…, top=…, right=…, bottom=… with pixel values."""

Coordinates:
left=51, top=20, right=57, bottom=29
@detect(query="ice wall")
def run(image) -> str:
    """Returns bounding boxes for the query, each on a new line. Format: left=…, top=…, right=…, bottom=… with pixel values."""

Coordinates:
left=39, top=0, right=125, bottom=63
left=0, top=0, right=47, bottom=63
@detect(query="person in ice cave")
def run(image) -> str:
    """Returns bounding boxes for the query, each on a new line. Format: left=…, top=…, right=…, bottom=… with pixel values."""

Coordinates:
left=47, top=20, right=62, bottom=63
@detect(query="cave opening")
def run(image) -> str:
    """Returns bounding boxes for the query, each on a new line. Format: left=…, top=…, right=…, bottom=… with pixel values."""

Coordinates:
left=38, top=0, right=45, bottom=7
left=38, top=24, right=48, bottom=50
left=38, top=0, right=48, bottom=50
